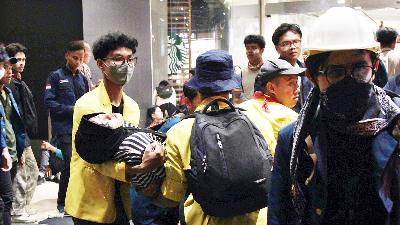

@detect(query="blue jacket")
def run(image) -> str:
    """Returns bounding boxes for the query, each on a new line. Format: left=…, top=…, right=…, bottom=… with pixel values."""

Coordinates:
left=268, top=122, right=399, bottom=225
left=0, top=107, right=7, bottom=151
left=385, top=75, right=400, bottom=95
left=0, top=87, right=26, bottom=160
left=44, top=67, right=88, bottom=136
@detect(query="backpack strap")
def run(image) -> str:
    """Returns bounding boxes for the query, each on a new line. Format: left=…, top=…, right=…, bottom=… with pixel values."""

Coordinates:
left=201, top=98, right=235, bottom=114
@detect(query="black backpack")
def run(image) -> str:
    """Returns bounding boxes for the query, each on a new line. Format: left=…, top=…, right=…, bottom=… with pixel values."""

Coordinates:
left=186, top=98, right=272, bottom=217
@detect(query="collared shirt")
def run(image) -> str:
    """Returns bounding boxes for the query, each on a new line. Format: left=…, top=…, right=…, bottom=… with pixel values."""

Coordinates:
left=44, top=66, right=89, bottom=136
left=241, top=66, right=261, bottom=100
left=160, top=96, right=268, bottom=225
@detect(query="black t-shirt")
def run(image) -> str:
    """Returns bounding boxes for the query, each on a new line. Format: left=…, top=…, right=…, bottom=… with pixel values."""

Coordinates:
left=112, top=100, right=124, bottom=114
left=111, top=99, right=129, bottom=224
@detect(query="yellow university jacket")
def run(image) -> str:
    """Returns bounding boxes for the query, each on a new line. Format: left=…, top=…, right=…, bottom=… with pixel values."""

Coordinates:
left=239, top=97, right=298, bottom=155
left=65, top=82, right=140, bottom=223
left=160, top=96, right=269, bottom=225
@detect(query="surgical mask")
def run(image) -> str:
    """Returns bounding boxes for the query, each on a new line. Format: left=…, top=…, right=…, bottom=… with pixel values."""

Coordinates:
left=0, top=68, right=4, bottom=80
left=104, top=62, right=134, bottom=85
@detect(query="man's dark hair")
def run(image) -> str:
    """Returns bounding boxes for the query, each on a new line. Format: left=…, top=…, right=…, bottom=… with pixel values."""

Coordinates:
left=65, top=40, right=85, bottom=53
left=272, top=23, right=302, bottom=46
left=6, top=43, right=27, bottom=57
left=92, top=32, right=138, bottom=60
left=158, top=80, right=170, bottom=87
left=376, top=27, right=398, bottom=47
left=199, top=90, right=230, bottom=99
left=244, top=35, right=266, bottom=49
left=183, top=84, right=198, bottom=101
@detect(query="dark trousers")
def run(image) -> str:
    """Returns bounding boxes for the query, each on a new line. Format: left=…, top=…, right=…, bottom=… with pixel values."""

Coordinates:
left=56, top=134, right=72, bottom=208
left=0, top=170, right=13, bottom=225
left=10, top=161, right=17, bottom=182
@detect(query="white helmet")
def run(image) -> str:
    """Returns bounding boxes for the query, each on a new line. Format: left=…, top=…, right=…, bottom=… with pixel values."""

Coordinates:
left=303, top=7, right=379, bottom=57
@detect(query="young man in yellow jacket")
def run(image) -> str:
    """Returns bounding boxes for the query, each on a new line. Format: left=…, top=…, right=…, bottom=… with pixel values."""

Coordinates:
left=239, top=58, right=305, bottom=154
left=141, top=50, right=271, bottom=225
left=65, top=32, right=164, bottom=225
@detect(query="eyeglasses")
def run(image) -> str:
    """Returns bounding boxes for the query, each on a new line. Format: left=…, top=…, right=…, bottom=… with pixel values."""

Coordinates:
left=103, top=56, right=138, bottom=66
left=319, top=64, right=374, bottom=84
left=278, top=40, right=301, bottom=49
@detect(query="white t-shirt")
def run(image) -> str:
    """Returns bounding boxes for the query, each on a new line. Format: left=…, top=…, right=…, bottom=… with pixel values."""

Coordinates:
left=241, top=66, right=260, bottom=100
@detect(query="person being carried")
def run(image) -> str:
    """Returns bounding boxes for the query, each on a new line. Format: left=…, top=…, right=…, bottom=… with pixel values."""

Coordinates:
left=74, top=112, right=166, bottom=190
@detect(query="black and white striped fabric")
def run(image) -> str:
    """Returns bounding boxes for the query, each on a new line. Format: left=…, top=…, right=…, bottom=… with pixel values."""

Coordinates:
left=113, top=122, right=165, bottom=189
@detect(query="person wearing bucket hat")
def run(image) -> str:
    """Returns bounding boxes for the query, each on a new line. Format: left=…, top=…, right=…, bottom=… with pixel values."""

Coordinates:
left=136, top=49, right=270, bottom=225
left=239, top=59, right=304, bottom=154
left=187, top=49, right=239, bottom=93
left=269, top=7, right=400, bottom=225
left=0, top=44, right=26, bottom=225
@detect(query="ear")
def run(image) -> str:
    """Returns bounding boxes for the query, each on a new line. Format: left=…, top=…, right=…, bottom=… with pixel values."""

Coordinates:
left=266, top=82, right=276, bottom=95
left=260, top=48, right=265, bottom=55
left=64, top=52, right=69, bottom=60
left=183, top=96, right=190, bottom=106
left=275, top=45, right=280, bottom=54
left=97, top=59, right=105, bottom=71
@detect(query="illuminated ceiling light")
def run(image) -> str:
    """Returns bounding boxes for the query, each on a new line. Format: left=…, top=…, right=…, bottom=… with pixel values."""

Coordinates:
left=354, top=6, right=362, bottom=9
left=337, top=0, right=345, bottom=4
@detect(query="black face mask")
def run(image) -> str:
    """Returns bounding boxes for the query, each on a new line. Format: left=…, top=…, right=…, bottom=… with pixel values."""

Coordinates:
left=320, top=77, right=373, bottom=122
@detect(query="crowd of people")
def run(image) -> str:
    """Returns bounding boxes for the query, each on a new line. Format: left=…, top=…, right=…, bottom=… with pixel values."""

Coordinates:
left=0, top=5, right=400, bottom=225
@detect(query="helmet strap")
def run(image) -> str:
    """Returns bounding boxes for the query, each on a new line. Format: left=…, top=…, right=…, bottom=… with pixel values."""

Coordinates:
left=373, top=58, right=379, bottom=75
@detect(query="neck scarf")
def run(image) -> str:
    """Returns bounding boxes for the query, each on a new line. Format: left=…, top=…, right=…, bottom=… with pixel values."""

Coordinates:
left=253, top=91, right=278, bottom=112
left=289, top=85, right=400, bottom=222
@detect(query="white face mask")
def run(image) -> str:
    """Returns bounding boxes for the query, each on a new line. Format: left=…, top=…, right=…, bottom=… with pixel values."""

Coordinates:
left=0, top=68, right=5, bottom=80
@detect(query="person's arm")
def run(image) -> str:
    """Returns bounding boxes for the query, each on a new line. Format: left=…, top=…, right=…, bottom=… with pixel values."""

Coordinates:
left=44, top=72, right=74, bottom=116
left=1, top=148, right=12, bottom=172
left=41, top=141, right=64, bottom=160
left=0, top=110, right=7, bottom=150
left=9, top=91, right=26, bottom=164
left=0, top=109, right=11, bottom=171
left=141, top=125, right=190, bottom=207
left=268, top=124, right=295, bottom=225
left=125, top=142, right=165, bottom=178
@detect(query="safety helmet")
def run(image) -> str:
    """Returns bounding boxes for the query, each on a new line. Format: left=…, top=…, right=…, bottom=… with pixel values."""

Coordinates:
left=303, top=7, right=379, bottom=57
